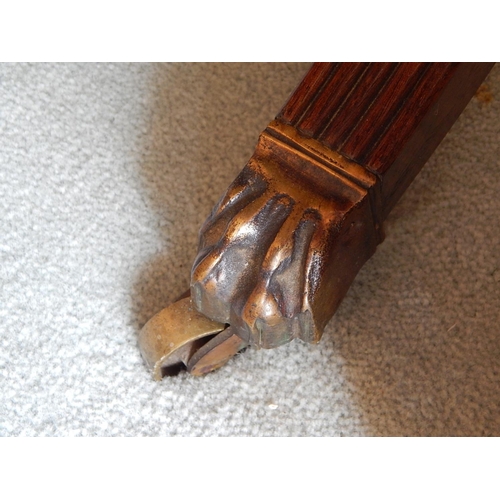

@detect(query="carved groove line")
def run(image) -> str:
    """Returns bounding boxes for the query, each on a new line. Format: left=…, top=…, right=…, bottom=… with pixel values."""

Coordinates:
left=297, top=63, right=370, bottom=134
left=315, top=63, right=371, bottom=139
left=320, top=62, right=401, bottom=147
left=278, top=63, right=466, bottom=173
left=338, top=63, right=432, bottom=162
left=352, top=63, right=431, bottom=161
left=283, top=63, right=340, bottom=126
left=365, top=62, right=458, bottom=170
left=314, top=62, right=373, bottom=140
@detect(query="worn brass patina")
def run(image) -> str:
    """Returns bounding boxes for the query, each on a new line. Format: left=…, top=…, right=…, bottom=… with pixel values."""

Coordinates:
left=139, top=297, right=227, bottom=380
left=191, top=122, right=382, bottom=349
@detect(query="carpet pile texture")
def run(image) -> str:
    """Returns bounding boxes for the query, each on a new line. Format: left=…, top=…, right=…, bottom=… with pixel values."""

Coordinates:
left=1, top=63, right=499, bottom=436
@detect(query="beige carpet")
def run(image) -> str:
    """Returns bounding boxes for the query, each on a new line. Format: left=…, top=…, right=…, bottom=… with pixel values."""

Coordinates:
left=1, top=63, right=499, bottom=436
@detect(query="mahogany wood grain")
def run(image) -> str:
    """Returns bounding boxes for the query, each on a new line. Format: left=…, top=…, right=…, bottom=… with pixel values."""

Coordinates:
left=277, top=62, right=494, bottom=219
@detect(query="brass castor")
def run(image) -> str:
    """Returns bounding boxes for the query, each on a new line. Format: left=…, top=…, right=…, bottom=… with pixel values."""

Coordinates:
left=139, top=295, right=247, bottom=379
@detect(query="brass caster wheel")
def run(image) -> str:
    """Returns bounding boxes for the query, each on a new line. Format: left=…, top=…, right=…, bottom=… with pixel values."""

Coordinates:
left=138, top=295, right=247, bottom=380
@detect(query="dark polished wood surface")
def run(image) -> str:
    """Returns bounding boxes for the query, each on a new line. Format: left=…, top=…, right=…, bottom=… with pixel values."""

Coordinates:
left=278, top=62, right=495, bottom=218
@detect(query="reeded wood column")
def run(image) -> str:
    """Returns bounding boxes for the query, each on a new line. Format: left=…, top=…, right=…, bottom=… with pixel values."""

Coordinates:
left=278, top=63, right=494, bottom=218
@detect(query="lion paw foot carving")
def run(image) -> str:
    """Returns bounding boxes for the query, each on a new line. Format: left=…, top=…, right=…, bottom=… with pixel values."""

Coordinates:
left=191, top=131, right=379, bottom=348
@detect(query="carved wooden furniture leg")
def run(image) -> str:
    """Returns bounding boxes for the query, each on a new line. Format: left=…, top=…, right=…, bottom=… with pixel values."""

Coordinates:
left=139, top=62, right=494, bottom=379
